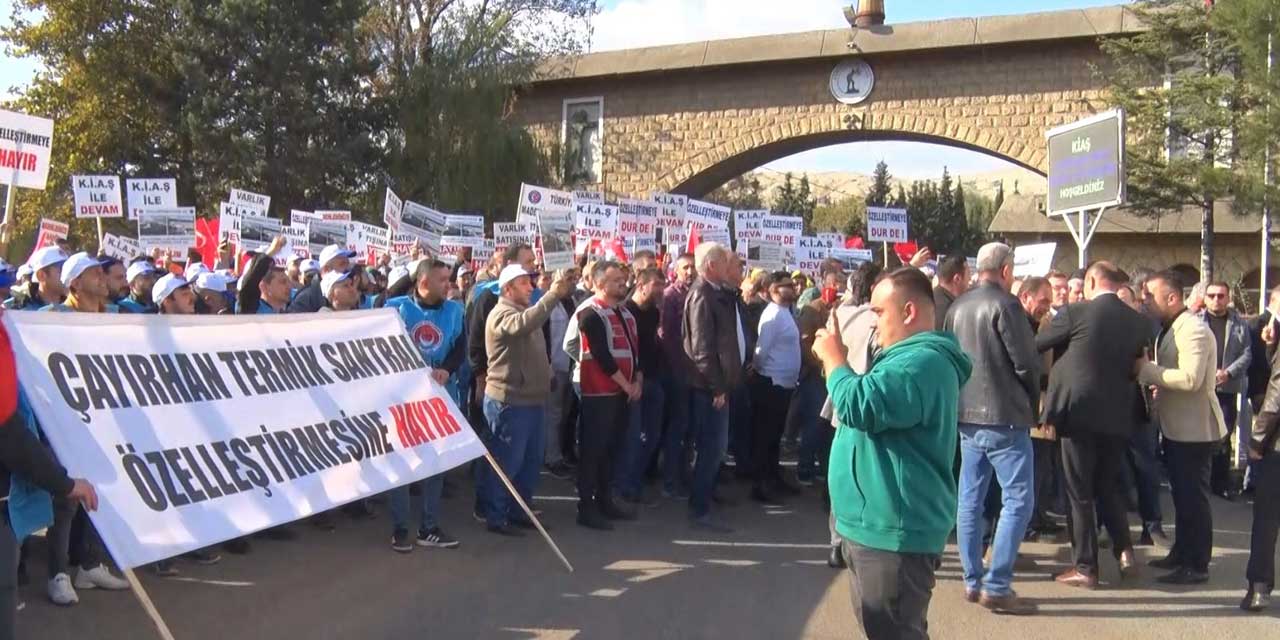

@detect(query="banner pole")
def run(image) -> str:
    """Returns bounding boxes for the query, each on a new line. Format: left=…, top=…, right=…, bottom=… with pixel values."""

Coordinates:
left=123, top=568, right=177, bottom=640
left=882, top=241, right=889, bottom=268
left=0, top=183, right=14, bottom=250
left=482, top=451, right=574, bottom=573
left=96, top=217, right=105, bottom=250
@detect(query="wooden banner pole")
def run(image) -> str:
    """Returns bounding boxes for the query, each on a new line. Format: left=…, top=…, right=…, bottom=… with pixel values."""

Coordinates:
left=482, top=451, right=574, bottom=573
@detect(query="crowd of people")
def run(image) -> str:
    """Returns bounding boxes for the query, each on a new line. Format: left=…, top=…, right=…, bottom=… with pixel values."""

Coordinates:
left=0, top=233, right=1279, bottom=640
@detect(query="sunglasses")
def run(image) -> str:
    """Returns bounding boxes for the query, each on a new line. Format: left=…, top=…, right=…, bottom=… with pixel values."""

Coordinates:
left=1205, top=293, right=1227, bottom=299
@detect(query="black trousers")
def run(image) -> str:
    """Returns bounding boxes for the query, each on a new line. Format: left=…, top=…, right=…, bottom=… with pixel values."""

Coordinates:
left=1247, top=452, right=1280, bottom=590
left=577, top=394, right=628, bottom=511
left=0, top=515, right=16, bottom=640
left=1030, top=437, right=1059, bottom=531
left=1165, top=439, right=1215, bottom=573
left=841, top=538, right=939, bottom=640
left=749, top=374, right=793, bottom=488
left=1061, top=432, right=1132, bottom=574
left=1211, top=393, right=1239, bottom=495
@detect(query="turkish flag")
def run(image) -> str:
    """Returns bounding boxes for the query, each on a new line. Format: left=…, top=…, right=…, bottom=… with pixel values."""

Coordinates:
left=0, top=319, right=18, bottom=421
left=893, top=241, right=918, bottom=264
left=686, top=225, right=701, bottom=255
left=608, top=236, right=628, bottom=263
left=195, top=217, right=220, bottom=269
left=845, top=236, right=865, bottom=249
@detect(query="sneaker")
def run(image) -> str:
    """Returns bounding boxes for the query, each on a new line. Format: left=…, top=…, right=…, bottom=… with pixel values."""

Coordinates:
left=47, top=573, right=79, bottom=606
left=73, top=564, right=130, bottom=590
left=391, top=528, right=413, bottom=553
left=417, top=527, right=460, bottom=549
left=151, top=560, right=179, bottom=577
left=185, top=549, right=222, bottom=565
left=510, top=516, right=542, bottom=531
left=472, top=509, right=486, bottom=524
left=577, top=509, right=614, bottom=531
left=486, top=523, right=526, bottom=537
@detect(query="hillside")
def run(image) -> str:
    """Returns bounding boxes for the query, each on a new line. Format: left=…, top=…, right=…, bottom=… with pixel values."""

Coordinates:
left=750, top=167, right=1046, bottom=205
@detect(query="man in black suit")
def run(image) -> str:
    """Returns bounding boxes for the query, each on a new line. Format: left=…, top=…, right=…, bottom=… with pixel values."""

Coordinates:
left=1036, top=261, right=1150, bottom=588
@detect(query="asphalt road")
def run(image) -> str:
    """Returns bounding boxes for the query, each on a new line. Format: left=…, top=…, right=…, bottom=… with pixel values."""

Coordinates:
left=15, top=467, right=1280, bottom=639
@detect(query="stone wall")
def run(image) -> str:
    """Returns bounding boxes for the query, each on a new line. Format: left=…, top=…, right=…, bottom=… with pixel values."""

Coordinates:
left=516, top=39, right=1110, bottom=199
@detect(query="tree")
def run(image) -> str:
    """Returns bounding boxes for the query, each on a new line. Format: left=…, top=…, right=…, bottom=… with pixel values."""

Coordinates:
left=365, top=0, right=595, bottom=219
left=771, top=172, right=817, bottom=229
left=812, top=196, right=866, bottom=238
left=707, top=173, right=764, bottom=210
left=865, top=160, right=893, bottom=206
left=1098, top=0, right=1258, bottom=283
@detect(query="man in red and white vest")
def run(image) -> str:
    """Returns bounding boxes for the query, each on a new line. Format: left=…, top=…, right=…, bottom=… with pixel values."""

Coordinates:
left=569, top=260, right=641, bottom=530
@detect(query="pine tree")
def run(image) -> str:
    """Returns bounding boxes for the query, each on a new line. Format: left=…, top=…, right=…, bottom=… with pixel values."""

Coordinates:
left=865, top=160, right=894, bottom=206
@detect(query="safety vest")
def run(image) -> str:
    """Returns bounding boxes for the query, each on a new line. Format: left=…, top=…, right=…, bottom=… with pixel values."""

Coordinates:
left=576, top=297, right=638, bottom=397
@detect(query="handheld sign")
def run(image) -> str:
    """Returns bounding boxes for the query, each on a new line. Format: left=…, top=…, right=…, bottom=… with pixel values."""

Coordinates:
left=71, top=175, right=124, bottom=219
left=127, top=179, right=177, bottom=220
left=866, top=207, right=909, bottom=243
left=0, top=108, right=54, bottom=190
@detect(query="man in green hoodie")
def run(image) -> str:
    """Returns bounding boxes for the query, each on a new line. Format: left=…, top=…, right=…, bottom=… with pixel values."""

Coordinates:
left=814, top=267, right=973, bottom=640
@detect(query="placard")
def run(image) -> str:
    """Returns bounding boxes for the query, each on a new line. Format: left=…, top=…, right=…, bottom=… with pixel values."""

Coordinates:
left=228, top=188, right=271, bottom=216
left=761, top=214, right=804, bottom=266
left=307, top=219, right=349, bottom=256
left=137, top=208, right=196, bottom=255
left=239, top=215, right=282, bottom=253
left=32, top=218, right=69, bottom=252
left=746, top=239, right=784, bottom=271
left=127, top=179, right=177, bottom=219
left=618, top=198, right=658, bottom=254
left=494, top=222, right=534, bottom=251
left=443, top=214, right=486, bottom=248
left=539, top=211, right=575, bottom=270
left=0, top=108, right=54, bottom=190
left=684, top=199, right=731, bottom=229
left=573, top=201, right=619, bottom=254
left=71, top=175, right=123, bottom=219
left=399, top=201, right=445, bottom=253
left=1013, top=242, right=1057, bottom=278
left=100, top=233, right=141, bottom=261
left=383, top=187, right=404, bottom=231
left=734, top=209, right=769, bottom=247
left=866, top=206, right=909, bottom=243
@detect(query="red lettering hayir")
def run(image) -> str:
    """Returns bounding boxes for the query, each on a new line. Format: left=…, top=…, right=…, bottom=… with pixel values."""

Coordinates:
left=427, top=398, right=461, bottom=435
left=387, top=404, right=420, bottom=448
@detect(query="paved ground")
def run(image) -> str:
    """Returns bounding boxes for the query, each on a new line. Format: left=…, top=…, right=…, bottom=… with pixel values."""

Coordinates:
left=15, top=466, right=1280, bottom=639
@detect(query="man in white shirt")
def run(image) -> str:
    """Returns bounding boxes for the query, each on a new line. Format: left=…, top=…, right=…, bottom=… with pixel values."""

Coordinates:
left=749, top=271, right=802, bottom=503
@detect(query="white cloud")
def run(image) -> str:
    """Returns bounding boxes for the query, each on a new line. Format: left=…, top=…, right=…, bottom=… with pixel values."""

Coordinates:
left=590, top=0, right=848, bottom=52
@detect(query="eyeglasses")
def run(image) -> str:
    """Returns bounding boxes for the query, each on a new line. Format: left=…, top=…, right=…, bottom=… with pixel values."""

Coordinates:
left=1205, top=293, right=1227, bottom=299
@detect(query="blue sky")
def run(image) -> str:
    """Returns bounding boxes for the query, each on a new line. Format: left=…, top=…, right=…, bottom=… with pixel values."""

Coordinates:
left=1, top=1, right=1126, bottom=177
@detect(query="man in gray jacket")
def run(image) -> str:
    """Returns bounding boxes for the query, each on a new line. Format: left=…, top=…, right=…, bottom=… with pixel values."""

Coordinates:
left=943, top=242, right=1039, bottom=616
left=1198, top=281, right=1251, bottom=498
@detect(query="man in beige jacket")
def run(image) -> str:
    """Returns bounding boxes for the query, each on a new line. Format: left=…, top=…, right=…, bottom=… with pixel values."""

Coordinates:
left=479, top=264, right=573, bottom=536
left=1137, top=271, right=1227, bottom=585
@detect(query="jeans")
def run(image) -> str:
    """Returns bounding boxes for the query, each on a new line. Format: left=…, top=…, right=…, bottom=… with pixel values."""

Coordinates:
left=389, top=474, right=444, bottom=533
left=543, top=370, right=573, bottom=465
left=1127, top=419, right=1164, bottom=526
left=480, top=396, right=545, bottom=527
left=662, top=373, right=693, bottom=493
left=956, top=424, right=1034, bottom=597
left=689, top=388, right=730, bottom=518
left=1165, top=439, right=1214, bottom=573
left=794, top=372, right=831, bottom=482
left=841, top=538, right=939, bottom=640
left=1246, top=452, right=1280, bottom=590
left=616, top=377, right=665, bottom=498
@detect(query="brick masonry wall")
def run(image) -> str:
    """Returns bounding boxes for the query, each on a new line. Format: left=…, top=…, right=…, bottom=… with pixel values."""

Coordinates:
left=516, top=40, right=1111, bottom=199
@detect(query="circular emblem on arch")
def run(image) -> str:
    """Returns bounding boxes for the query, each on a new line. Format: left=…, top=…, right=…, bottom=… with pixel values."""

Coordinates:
left=411, top=321, right=443, bottom=352
left=830, top=59, right=875, bottom=105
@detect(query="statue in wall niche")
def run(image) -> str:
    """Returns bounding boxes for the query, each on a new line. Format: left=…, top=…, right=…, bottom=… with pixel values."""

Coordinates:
left=564, top=104, right=601, bottom=185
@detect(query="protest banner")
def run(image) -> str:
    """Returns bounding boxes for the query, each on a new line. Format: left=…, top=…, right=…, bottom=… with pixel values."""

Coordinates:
left=137, top=208, right=196, bottom=256
left=32, top=218, right=69, bottom=252
left=733, top=209, right=768, bottom=249
left=471, top=240, right=494, bottom=272
left=127, top=179, right=177, bottom=220
left=390, top=232, right=418, bottom=265
left=307, top=219, right=348, bottom=257
left=831, top=248, right=873, bottom=270
left=618, top=198, right=658, bottom=254
left=493, top=222, right=534, bottom=251
left=746, top=239, right=784, bottom=271
left=761, top=214, right=803, bottom=266
left=696, top=225, right=731, bottom=248
left=1013, top=242, right=1057, bottom=277
left=798, top=235, right=835, bottom=257
left=239, top=215, right=282, bottom=253
left=1, top=309, right=495, bottom=569
left=0, top=108, right=54, bottom=190
left=652, top=192, right=688, bottom=247
left=439, top=237, right=473, bottom=265
left=315, top=210, right=352, bottom=222
left=282, top=224, right=310, bottom=261
left=539, top=210, right=574, bottom=270
left=347, top=221, right=390, bottom=263
left=866, top=206, right=910, bottom=243
left=818, top=232, right=845, bottom=247
left=573, top=190, right=604, bottom=204
left=400, top=201, right=445, bottom=253
left=100, top=232, right=141, bottom=261
left=228, top=188, right=270, bottom=216
left=684, top=199, right=730, bottom=230
left=383, top=187, right=403, bottom=231
left=573, top=201, right=619, bottom=254
left=517, top=183, right=573, bottom=221
left=219, top=203, right=241, bottom=248
left=443, top=214, right=485, bottom=248
left=71, top=175, right=123, bottom=219
left=794, top=246, right=827, bottom=276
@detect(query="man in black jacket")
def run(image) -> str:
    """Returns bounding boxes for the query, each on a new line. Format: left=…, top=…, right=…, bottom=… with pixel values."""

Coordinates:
left=0, top=319, right=98, bottom=639
left=1244, top=319, right=1280, bottom=612
left=286, top=244, right=353, bottom=313
left=683, top=242, right=744, bottom=533
left=1036, top=262, right=1149, bottom=588
left=933, top=254, right=969, bottom=330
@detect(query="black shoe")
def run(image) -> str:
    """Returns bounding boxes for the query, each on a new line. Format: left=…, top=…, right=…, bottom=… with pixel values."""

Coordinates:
left=224, top=538, right=251, bottom=554
left=827, top=544, right=846, bottom=569
left=600, top=502, right=637, bottom=521
left=1137, top=530, right=1155, bottom=547
left=486, top=523, right=526, bottom=537
left=546, top=462, right=574, bottom=481
left=750, top=486, right=781, bottom=504
left=185, top=549, right=222, bottom=565
left=391, top=528, right=413, bottom=553
left=311, top=512, right=336, bottom=531
left=1155, top=567, right=1209, bottom=585
left=577, top=509, right=614, bottom=531
left=1147, top=554, right=1180, bottom=570
left=772, top=476, right=803, bottom=496
left=712, top=491, right=738, bottom=507
left=509, top=516, right=541, bottom=531
left=619, top=491, right=660, bottom=508
left=257, top=526, right=297, bottom=541
left=1241, top=584, right=1271, bottom=612
left=416, top=527, right=460, bottom=549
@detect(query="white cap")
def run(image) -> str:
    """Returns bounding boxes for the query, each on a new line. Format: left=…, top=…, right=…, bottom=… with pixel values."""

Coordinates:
left=184, top=262, right=211, bottom=282
left=27, top=246, right=69, bottom=272
left=387, top=265, right=410, bottom=287
left=126, top=261, right=157, bottom=283
left=318, top=245, right=355, bottom=269
left=497, top=263, right=537, bottom=289
left=300, top=259, right=320, bottom=274
left=194, top=272, right=234, bottom=293
left=60, top=252, right=106, bottom=288
left=16, top=264, right=32, bottom=281
left=320, top=269, right=352, bottom=299
left=152, top=274, right=189, bottom=306
left=286, top=254, right=303, bottom=266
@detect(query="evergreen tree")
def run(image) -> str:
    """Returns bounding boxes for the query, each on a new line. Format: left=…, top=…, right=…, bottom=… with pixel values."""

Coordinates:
left=771, top=172, right=817, bottom=229
left=708, top=174, right=764, bottom=210
left=865, top=160, right=894, bottom=206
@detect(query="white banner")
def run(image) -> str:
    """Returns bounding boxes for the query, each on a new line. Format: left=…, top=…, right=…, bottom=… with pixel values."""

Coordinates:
left=33, top=218, right=69, bottom=252
left=71, top=175, right=124, bottom=219
left=493, top=222, right=534, bottom=251
left=685, top=199, right=730, bottom=229
left=539, top=210, right=574, bottom=270
left=443, top=214, right=486, bottom=248
left=652, top=192, right=688, bottom=247
left=239, top=215, right=282, bottom=253
left=0, top=108, right=54, bottom=190
left=831, top=248, right=873, bottom=270
left=347, top=221, right=390, bottom=263
left=517, top=183, right=573, bottom=221
left=745, top=239, right=784, bottom=271
left=1013, top=242, right=1057, bottom=277
left=137, top=208, right=196, bottom=256
left=127, top=179, right=177, bottom=220
left=761, top=214, right=803, bottom=266
left=573, top=201, right=619, bottom=253
left=618, top=198, right=658, bottom=254
left=734, top=209, right=768, bottom=248
left=282, top=224, right=310, bottom=261
left=3, top=309, right=488, bottom=569
left=219, top=203, right=241, bottom=248
left=228, top=188, right=270, bottom=216
left=383, top=187, right=403, bottom=231
left=307, top=220, right=348, bottom=257
left=400, top=201, right=445, bottom=254
left=100, top=233, right=141, bottom=261
left=867, top=206, right=910, bottom=243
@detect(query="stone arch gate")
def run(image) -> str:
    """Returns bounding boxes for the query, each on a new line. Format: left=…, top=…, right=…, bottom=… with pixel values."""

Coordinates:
left=512, top=5, right=1139, bottom=199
